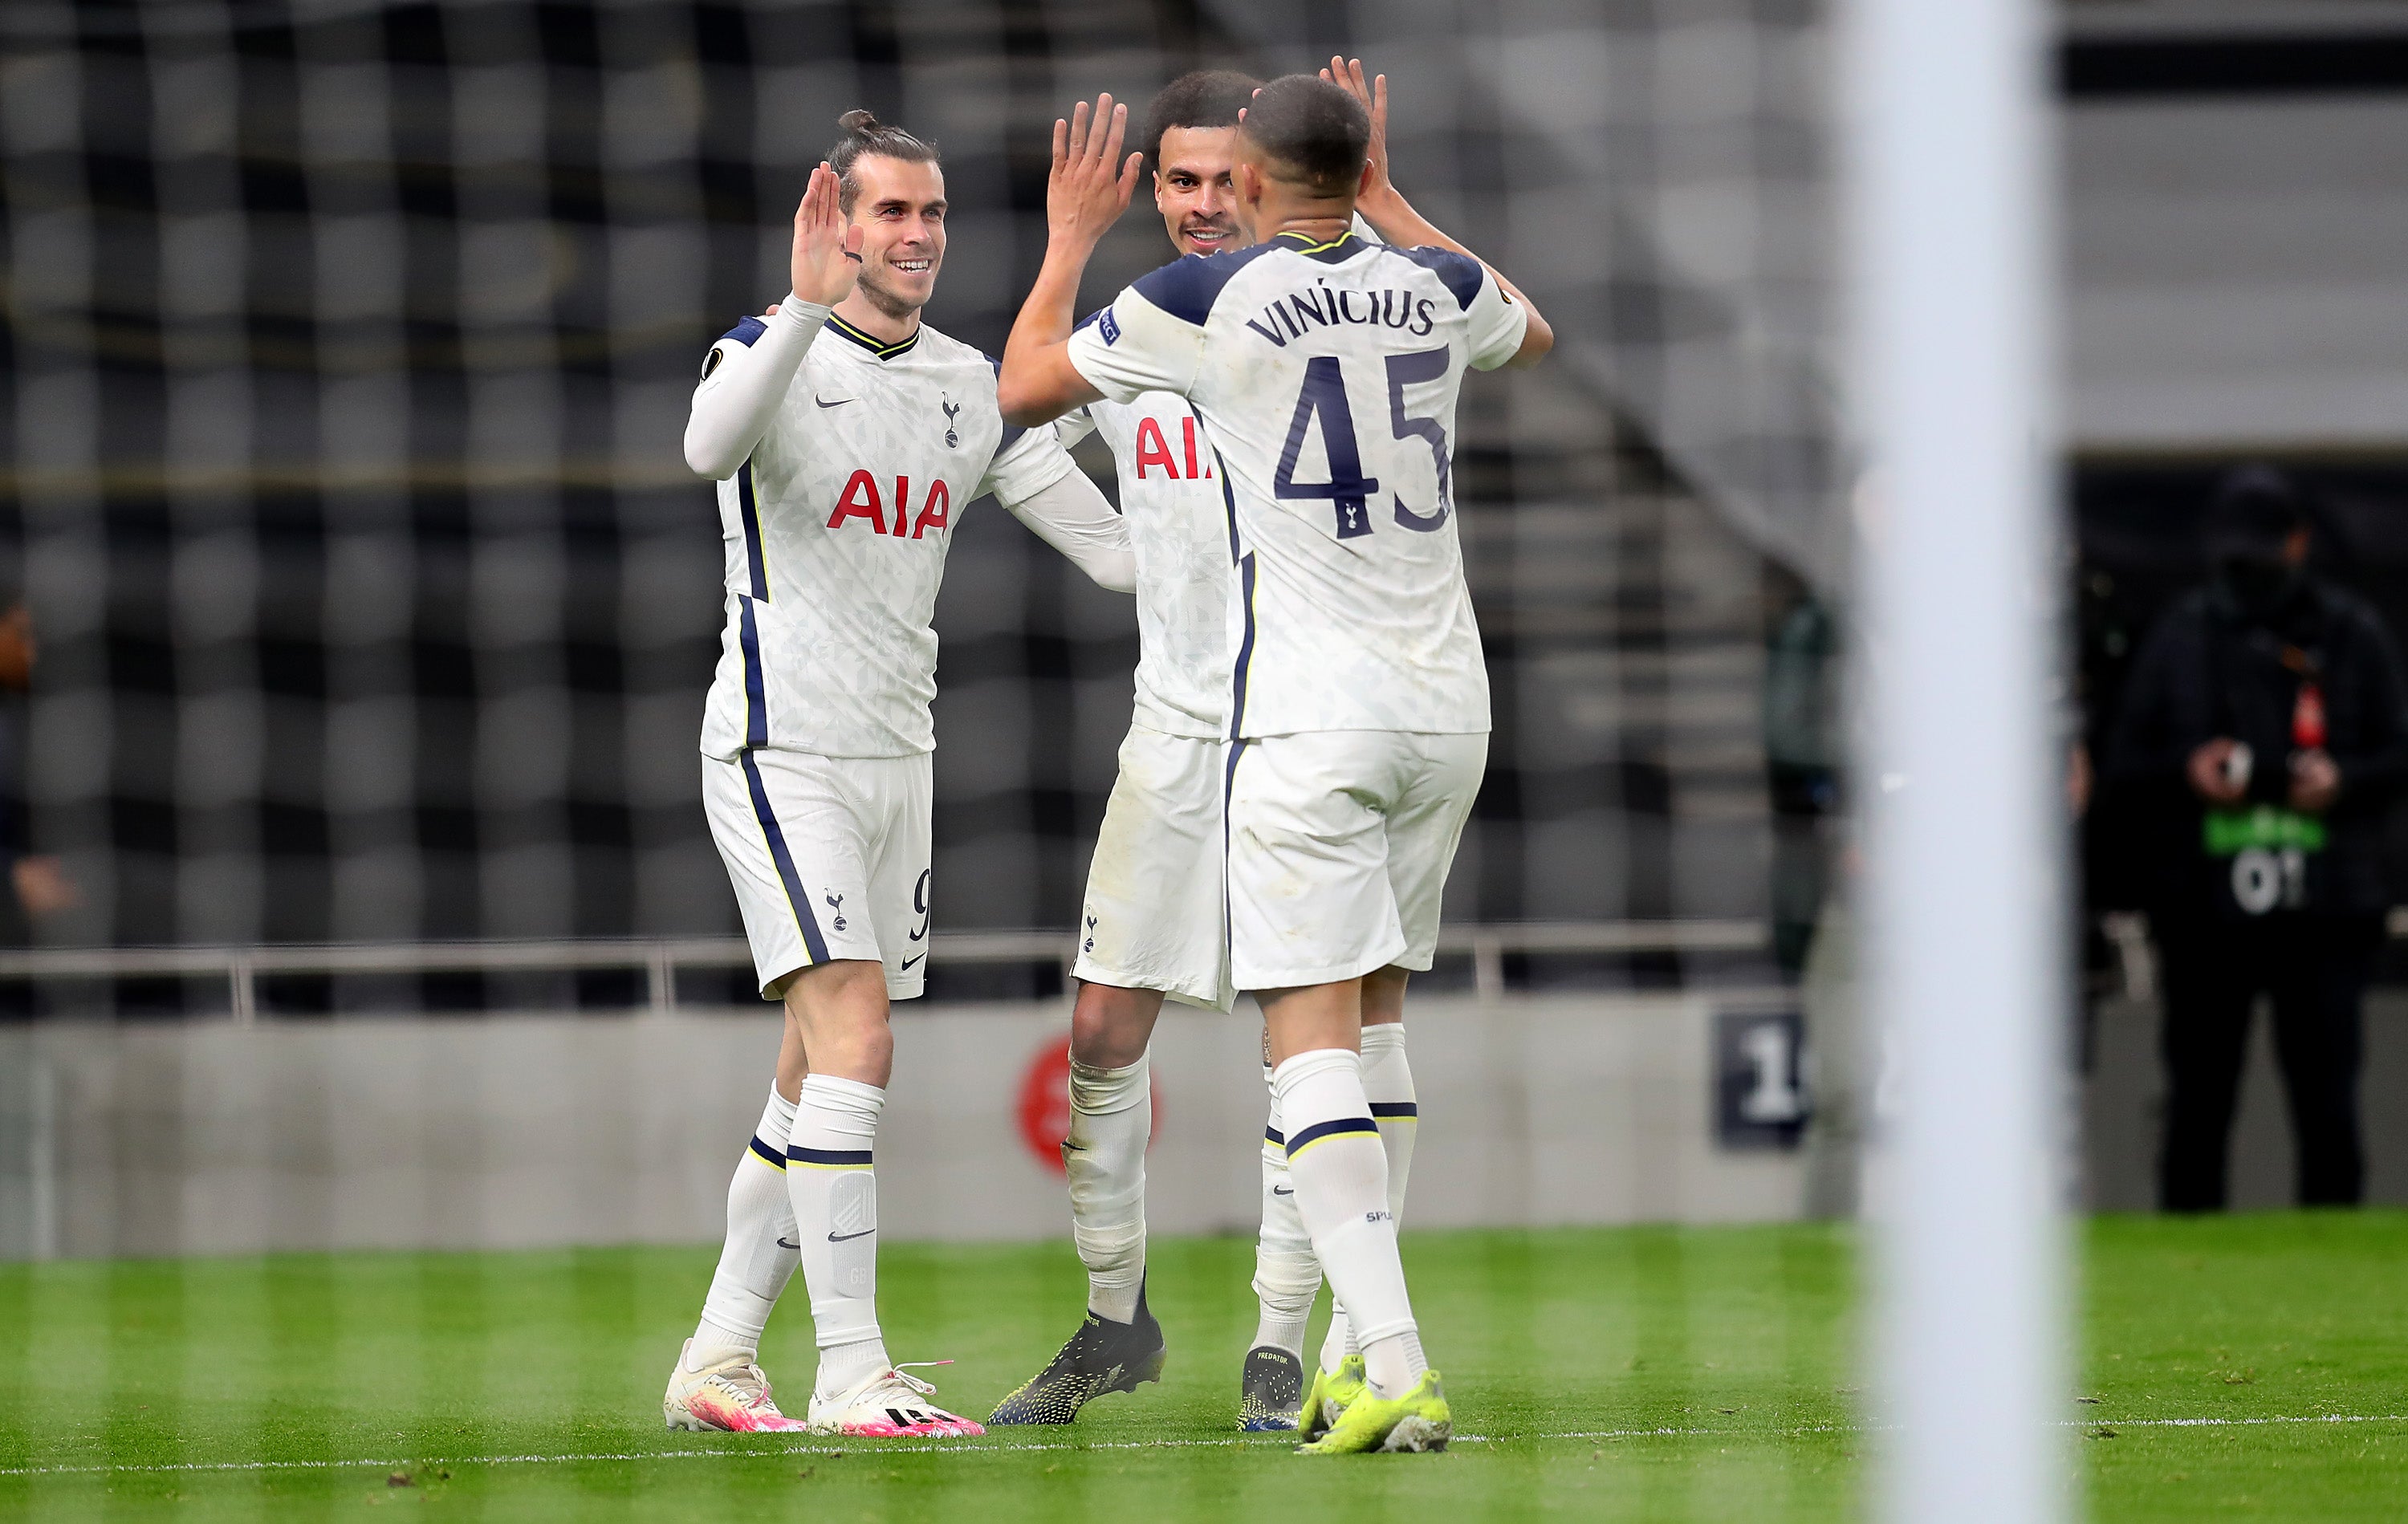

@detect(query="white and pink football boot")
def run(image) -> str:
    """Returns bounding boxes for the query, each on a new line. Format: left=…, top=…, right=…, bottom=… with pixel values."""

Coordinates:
left=663, top=1339, right=809, bottom=1433
left=806, top=1363, right=986, bottom=1437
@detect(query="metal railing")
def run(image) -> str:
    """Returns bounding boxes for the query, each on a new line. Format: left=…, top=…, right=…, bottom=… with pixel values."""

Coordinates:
left=0, top=920, right=1768, bottom=1022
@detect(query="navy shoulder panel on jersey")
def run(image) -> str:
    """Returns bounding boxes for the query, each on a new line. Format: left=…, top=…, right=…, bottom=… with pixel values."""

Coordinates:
left=1073, top=306, right=1105, bottom=333
left=1129, top=241, right=1284, bottom=326
left=719, top=315, right=768, bottom=347
left=1388, top=246, right=1485, bottom=311
left=984, top=354, right=1027, bottom=453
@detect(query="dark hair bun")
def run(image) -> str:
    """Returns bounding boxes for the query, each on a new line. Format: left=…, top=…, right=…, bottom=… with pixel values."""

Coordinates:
left=825, top=111, right=939, bottom=206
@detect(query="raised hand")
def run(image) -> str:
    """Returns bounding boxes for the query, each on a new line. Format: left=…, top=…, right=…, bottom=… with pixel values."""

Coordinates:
left=1049, top=94, right=1143, bottom=255
left=789, top=161, right=864, bottom=308
left=1320, top=55, right=1393, bottom=205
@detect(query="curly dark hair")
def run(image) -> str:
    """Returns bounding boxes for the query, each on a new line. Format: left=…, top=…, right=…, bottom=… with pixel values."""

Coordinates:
left=1141, top=69, right=1259, bottom=164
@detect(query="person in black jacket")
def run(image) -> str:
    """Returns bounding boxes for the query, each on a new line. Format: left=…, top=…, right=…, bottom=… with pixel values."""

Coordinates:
left=2106, top=466, right=2408, bottom=1210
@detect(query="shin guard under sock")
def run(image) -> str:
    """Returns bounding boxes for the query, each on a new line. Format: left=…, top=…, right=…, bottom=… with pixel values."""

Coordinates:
left=692, top=1084, right=801, bottom=1366
left=787, top=1075, right=890, bottom=1396
left=1274, top=1048, right=1425, bottom=1399
left=1064, top=1055, right=1151, bottom=1324
left=1251, top=1065, right=1319, bottom=1355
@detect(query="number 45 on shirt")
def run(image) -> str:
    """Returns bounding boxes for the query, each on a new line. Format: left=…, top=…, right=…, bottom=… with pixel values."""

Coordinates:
left=1274, top=348, right=1454, bottom=539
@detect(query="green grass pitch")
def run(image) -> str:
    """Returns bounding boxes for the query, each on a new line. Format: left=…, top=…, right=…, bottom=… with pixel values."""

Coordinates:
left=3, top=1213, right=2405, bottom=1521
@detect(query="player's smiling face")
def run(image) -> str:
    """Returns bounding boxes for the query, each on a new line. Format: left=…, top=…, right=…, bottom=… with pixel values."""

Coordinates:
left=847, top=154, right=947, bottom=318
left=1153, top=125, right=1247, bottom=258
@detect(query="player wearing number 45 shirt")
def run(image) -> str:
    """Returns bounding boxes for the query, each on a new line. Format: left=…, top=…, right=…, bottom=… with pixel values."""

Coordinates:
left=1000, top=71, right=1552, bottom=1455
left=983, top=64, right=1493, bottom=1439
left=662, top=112, right=1134, bottom=1444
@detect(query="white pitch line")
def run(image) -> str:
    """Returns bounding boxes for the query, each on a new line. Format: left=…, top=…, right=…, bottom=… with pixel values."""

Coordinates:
left=2097, top=1414, right=2408, bottom=1430
left=3, top=1412, right=2402, bottom=1480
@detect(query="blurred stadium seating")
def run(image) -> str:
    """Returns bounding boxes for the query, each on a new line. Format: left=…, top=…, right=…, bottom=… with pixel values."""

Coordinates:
left=0, top=2, right=1836, bottom=1005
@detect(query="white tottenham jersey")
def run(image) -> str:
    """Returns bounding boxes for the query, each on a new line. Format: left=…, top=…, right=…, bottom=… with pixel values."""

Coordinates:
left=698, top=312, right=1080, bottom=760
left=1056, top=392, right=1229, bottom=738
left=1068, top=228, right=1527, bottom=739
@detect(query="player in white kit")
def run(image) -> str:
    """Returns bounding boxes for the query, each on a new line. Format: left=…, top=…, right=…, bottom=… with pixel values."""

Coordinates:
left=982, top=69, right=1261, bottom=1432
left=999, top=73, right=1552, bottom=1453
left=659, top=112, right=1135, bottom=1438
left=988, top=64, right=1509, bottom=1435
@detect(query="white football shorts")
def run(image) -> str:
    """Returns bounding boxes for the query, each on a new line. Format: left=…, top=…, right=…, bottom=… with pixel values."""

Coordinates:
left=1224, top=729, right=1489, bottom=991
left=703, top=747, right=933, bottom=1001
left=1073, top=725, right=1235, bottom=1011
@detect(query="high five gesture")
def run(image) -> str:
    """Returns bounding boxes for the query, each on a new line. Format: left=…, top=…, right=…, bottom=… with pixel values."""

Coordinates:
left=1316, top=55, right=1552, bottom=367
left=1050, top=94, right=1145, bottom=257
left=997, top=93, right=1143, bottom=424
left=1318, top=57, right=1395, bottom=215
left=789, top=161, right=866, bottom=308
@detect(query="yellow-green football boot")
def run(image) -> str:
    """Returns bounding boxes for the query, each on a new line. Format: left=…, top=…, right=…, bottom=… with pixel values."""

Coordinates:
left=1294, top=1369, right=1451, bottom=1454
left=1295, top=1352, right=1369, bottom=1443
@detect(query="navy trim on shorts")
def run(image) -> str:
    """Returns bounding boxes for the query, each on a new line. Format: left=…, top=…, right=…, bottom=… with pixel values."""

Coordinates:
left=1221, top=734, right=1250, bottom=991
left=740, top=750, right=830, bottom=965
left=1369, top=1102, right=1420, bottom=1120
left=1263, top=1124, right=1284, bottom=1147
left=748, top=1135, right=788, bottom=1169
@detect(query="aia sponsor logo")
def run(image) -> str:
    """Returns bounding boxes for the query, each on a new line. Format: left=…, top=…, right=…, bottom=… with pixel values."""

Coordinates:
left=827, top=470, right=952, bottom=539
left=1132, top=415, right=1213, bottom=482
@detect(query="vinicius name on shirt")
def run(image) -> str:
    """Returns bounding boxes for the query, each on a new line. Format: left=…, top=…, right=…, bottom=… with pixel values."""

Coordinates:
left=1244, top=282, right=1442, bottom=347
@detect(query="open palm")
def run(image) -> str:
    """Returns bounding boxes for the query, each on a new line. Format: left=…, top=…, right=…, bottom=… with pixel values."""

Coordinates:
left=1049, top=94, right=1142, bottom=254
left=790, top=161, right=864, bottom=307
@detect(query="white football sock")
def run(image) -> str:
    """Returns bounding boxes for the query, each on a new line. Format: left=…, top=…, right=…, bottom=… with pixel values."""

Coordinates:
left=1251, top=1064, right=1319, bottom=1356
left=1321, top=1022, right=1421, bottom=1374
left=1317, top=1316, right=1357, bottom=1378
left=1361, top=1022, right=1419, bottom=1219
left=689, top=1084, right=801, bottom=1368
left=1064, top=1054, right=1149, bottom=1324
left=787, top=1074, right=891, bottom=1396
left=1275, top=1048, right=1426, bottom=1400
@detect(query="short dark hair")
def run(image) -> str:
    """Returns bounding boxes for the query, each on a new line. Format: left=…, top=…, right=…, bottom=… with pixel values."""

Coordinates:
left=1235, top=74, right=1369, bottom=197
left=828, top=109, right=940, bottom=213
left=1142, top=70, right=1259, bottom=164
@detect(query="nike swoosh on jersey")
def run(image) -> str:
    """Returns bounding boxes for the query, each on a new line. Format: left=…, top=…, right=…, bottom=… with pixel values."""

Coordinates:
left=828, top=1228, right=876, bottom=1242
left=1271, top=1185, right=1294, bottom=1196
left=815, top=395, right=854, bottom=408
left=900, top=953, right=925, bottom=970
left=777, top=1237, right=801, bottom=1250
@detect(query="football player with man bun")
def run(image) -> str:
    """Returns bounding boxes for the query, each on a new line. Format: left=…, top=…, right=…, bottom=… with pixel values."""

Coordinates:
left=662, top=110, right=1134, bottom=1440
left=989, top=60, right=1542, bottom=1441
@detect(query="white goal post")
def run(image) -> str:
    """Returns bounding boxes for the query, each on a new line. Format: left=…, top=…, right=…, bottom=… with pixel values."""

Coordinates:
left=1845, top=0, right=2070, bottom=1521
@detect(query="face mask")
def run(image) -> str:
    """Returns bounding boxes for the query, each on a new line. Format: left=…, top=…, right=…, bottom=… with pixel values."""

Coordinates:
left=2216, top=555, right=2297, bottom=617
